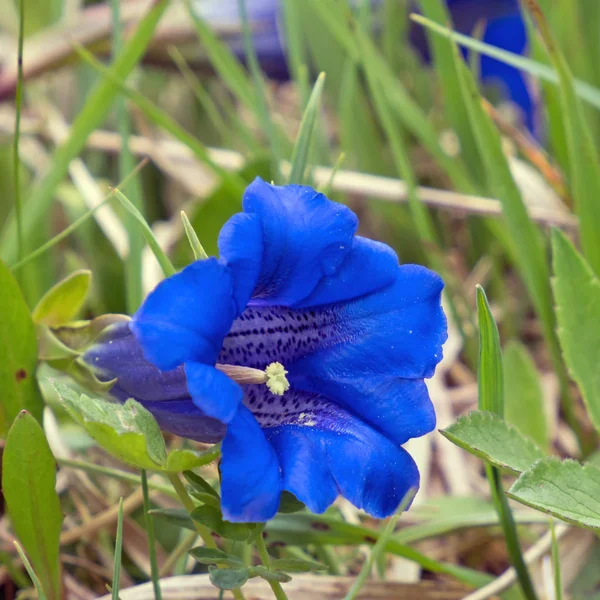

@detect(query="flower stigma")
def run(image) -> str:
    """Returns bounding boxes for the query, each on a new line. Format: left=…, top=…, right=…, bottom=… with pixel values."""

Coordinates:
left=214, top=361, right=290, bottom=396
left=264, top=361, right=290, bottom=396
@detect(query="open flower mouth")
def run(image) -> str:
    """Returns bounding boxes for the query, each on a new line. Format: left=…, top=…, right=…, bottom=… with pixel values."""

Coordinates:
left=88, top=178, right=447, bottom=523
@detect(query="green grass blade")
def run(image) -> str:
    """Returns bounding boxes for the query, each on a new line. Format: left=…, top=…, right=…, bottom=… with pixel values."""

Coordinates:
left=411, top=14, right=600, bottom=111
left=550, top=520, right=563, bottom=600
left=446, top=34, right=585, bottom=447
left=237, top=0, right=282, bottom=181
left=184, top=0, right=254, bottom=108
left=14, top=541, right=47, bottom=600
left=13, top=0, right=24, bottom=263
left=71, top=42, right=247, bottom=198
left=181, top=211, right=208, bottom=260
left=0, top=0, right=169, bottom=264
left=343, top=489, right=417, bottom=600
left=306, top=0, right=475, bottom=194
left=111, top=188, right=175, bottom=278
left=141, top=471, right=163, bottom=600
left=10, top=196, right=114, bottom=273
left=523, top=0, right=600, bottom=277
left=476, top=286, right=539, bottom=600
left=111, top=0, right=144, bottom=313
left=168, top=46, right=256, bottom=151
left=417, top=0, right=483, bottom=183
left=476, top=286, right=504, bottom=417
left=288, top=73, right=326, bottom=185
left=112, top=498, right=124, bottom=600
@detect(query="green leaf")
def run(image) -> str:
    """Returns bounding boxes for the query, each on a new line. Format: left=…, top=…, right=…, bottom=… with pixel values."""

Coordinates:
left=190, top=505, right=254, bottom=542
left=476, top=286, right=504, bottom=416
left=209, top=567, right=250, bottom=590
left=504, top=341, right=549, bottom=452
left=2, top=411, right=63, bottom=600
left=0, top=259, right=44, bottom=434
left=288, top=72, right=326, bottom=184
left=189, top=547, right=244, bottom=568
left=32, top=270, right=91, bottom=326
left=551, top=230, right=600, bottom=433
left=183, top=470, right=220, bottom=498
left=189, top=492, right=220, bottom=508
left=53, top=381, right=168, bottom=470
left=508, top=458, right=600, bottom=529
left=164, top=447, right=220, bottom=473
left=271, top=558, right=327, bottom=573
left=0, top=0, right=170, bottom=265
left=251, top=565, right=292, bottom=583
left=440, top=411, right=546, bottom=474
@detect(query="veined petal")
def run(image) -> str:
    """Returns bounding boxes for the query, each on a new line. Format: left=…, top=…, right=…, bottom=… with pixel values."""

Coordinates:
left=265, top=402, right=420, bottom=518
left=131, top=259, right=238, bottom=371
left=294, top=236, right=398, bottom=308
left=185, top=361, right=243, bottom=424
left=220, top=406, right=282, bottom=522
left=290, top=264, right=447, bottom=382
left=240, top=177, right=358, bottom=306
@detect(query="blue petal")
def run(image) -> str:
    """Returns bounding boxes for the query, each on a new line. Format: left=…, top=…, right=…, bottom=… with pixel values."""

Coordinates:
left=266, top=426, right=337, bottom=514
left=290, top=264, right=447, bottom=381
left=131, top=259, right=238, bottom=371
left=289, top=374, right=435, bottom=446
left=294, top=236, right=398, bottom=308
left=138, top=398, right=226, bottom=444
left=218, top=212, right=263, bottom=312
left=84, top=321, right=190, bottom=402
left=241, top=177, right=358, bottom=306
left=220, top=406, right=282, bottom=522
left=185, top=361, right=243, bottom=424
left=267, top=402, right=420, bottom=518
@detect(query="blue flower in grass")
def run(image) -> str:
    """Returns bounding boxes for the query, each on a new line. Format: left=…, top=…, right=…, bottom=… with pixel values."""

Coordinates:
left=87, top=178, right=447, bottom=522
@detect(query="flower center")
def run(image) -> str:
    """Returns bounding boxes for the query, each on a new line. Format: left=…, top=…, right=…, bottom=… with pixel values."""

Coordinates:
left=217, top=305, right=335, bottom=427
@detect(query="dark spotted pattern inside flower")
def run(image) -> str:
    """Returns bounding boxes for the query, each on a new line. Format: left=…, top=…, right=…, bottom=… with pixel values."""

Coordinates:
left=217, top=305, right=340, bottom=427
left=217, top=305, right=343, bottom=369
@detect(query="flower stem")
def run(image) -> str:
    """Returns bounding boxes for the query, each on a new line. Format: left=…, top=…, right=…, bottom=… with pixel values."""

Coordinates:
left=166, top=473, right=246, bottom=600
left=255, top=529, right=289, bottom=600
left=141, top=470, right=162, bottom=600
left=167, top=472, right=216, bottom=549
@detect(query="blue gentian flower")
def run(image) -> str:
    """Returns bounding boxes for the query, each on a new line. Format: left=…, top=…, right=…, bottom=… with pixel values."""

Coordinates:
left=89, top=179, right=447, bottom=522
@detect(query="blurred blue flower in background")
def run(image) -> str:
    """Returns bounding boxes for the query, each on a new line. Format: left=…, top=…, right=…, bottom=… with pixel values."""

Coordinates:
left=194, top=0, right=533, bottom=130
left=87, top=179, right=447, bottom=522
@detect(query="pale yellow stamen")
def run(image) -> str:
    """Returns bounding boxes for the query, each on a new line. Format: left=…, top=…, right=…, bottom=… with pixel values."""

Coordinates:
left=265, top=362, right=290, bottom=396
left=215, top=361, right=290, bottom=396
